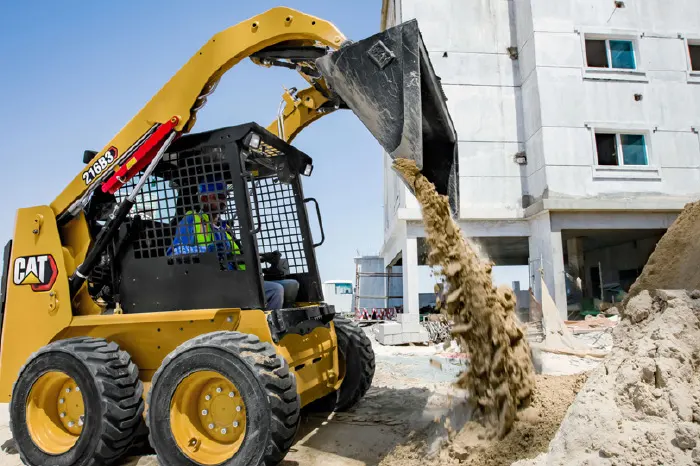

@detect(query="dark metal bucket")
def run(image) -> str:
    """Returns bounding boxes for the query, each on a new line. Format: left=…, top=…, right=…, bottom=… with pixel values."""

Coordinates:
left=316, top=19, right=459, bottom=215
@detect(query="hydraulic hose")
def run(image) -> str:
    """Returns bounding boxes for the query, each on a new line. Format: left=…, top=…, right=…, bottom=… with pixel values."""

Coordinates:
left=68, top=132, right=176, bottom=298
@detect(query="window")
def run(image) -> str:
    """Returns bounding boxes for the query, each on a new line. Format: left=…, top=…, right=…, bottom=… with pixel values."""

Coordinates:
left=689, top=42, right=700, bottom=71
left=595, top=134, right=618, bottom=165
left=585, top=39, right=636, bottom=70
left=595, top=133, right=648, bottom=166
left=335, top=283, right=352, bottom=295
left=116, top=176, right=178, bottom=221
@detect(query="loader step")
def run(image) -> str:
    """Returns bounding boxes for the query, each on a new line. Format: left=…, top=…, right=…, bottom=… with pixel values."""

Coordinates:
left=267, top=304, right=335, bottom=342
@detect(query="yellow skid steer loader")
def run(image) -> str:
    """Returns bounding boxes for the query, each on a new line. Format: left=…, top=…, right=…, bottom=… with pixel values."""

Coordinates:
left=0, top=7, right=458, bottom=466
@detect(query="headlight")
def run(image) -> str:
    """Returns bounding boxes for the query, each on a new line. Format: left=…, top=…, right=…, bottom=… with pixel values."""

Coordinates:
left=303, top=164, right=313, bottom=176
left=248, top=133, right=261, bottom=149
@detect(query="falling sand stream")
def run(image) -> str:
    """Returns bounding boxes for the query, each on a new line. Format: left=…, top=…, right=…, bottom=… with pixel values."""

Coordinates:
left=393, top=158, right=535, bottom=439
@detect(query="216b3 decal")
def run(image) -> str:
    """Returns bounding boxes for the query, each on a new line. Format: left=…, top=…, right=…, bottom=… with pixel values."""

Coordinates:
left=82, top=146, right=117, bottom=185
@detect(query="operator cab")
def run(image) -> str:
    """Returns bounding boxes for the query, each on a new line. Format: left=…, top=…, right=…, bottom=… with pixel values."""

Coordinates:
left=84, top=123, right=327, bottom=320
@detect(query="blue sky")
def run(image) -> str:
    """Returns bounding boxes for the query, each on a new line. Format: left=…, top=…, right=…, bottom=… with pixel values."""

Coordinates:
left=0, top=0, right=386, bottom=283
left=0, top=1, right=530, bottom=293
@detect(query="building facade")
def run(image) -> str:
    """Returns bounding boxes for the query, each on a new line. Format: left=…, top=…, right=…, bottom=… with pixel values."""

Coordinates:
left=380, top=0, right=700, bottom=318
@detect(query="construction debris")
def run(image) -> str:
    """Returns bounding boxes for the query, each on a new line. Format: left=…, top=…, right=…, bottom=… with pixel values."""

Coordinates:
left=538, top=276, right=591, bottom=352
left=566, top=314, right=618, bottom=334
left=393, top=158, right=535, bottom=439
left=528, top=276, right=611, bottom=359
left=422, top=318, right=452, bottom=343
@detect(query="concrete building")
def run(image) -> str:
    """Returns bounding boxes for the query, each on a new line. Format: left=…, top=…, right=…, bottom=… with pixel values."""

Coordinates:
left=322, top=280, right=354, bottom=315
left=379, top=0, right=700, bottom=319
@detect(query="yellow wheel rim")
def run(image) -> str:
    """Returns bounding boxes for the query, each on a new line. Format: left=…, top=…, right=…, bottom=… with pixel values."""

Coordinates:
left=170, top=370, right=247, bottom=465
left=26, top=372, right=85, bottom=455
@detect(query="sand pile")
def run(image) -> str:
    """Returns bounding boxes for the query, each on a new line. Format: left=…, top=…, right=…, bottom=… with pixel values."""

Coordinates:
left=516, top=289, right=700, bottom=466
left=392, top=158, right=535, bottom=439
left=625, top=200, right=700, bottom=303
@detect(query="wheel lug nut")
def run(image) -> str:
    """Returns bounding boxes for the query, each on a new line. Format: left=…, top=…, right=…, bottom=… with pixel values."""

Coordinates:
left=68, top=421, right=75, bottom=428
left=66, top=388, right=71, bottom=393
left=221, top=428, right=227, bottom=434
left=208, top=423, right=215, bottom=430
left=78, top=419, right=84, bottom=426
left=233, top=421, right=239, bottom=428
left=229, top=392, right=234, bottom=398
left=216, top=387, right=222, bottom=393
left=59, top=398, right=65, bottom=404
left=205, top=395, right=211, bottom=401
left=76, top=387, right=80, bottom=392
left=236, top=406, right=241, bottom=412
left=60, top=412, right=66, bottom=418
left=201, top=409, right=208, bottom=415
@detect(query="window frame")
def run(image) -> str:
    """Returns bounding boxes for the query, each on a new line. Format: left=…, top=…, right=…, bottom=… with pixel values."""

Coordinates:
left=585, top=123, right=660, bottom=180
left=683, top=36, right=700, bottom=84
left=577, top=28, right=648, bottom=82
left=334, top=283, right=353, bottom=295
left=586, top=38, right=637, bottom=70
left=595, top=133, right=648, bottom=167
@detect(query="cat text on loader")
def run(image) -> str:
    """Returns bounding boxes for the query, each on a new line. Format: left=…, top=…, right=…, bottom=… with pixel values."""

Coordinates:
left=0, top=7, right=458, bottom=466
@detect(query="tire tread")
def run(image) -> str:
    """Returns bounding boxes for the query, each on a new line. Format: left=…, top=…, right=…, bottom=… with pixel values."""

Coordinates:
left=333, top=318, right=375, bottom=411
left=146, top=331, right=300, bottom=466
left=10, top=337, right=144, bottom=466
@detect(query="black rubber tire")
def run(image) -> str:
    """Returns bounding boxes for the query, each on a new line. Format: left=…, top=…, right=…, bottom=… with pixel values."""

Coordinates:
left=123, top=419, right=153, bottom=456
left=146, top=331, right=300, bottom=466
left=9, top=337, right=145, bottom=466
left=332, top=317, right=375, bottom=411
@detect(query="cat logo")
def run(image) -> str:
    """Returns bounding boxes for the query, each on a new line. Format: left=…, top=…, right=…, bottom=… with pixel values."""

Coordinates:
left=13, top=254, right=58, bottom=292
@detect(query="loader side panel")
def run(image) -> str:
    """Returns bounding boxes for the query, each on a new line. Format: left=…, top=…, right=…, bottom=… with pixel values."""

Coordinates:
left=0, top=207, right=73, bottom=401
left=238, top=310, right=340, bottom=407
left=58, top=308, right=340, bottom=408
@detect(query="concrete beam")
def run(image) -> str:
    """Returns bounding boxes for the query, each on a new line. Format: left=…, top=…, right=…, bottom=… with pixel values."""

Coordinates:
left=406, top=219, right=530, bottom=238
left=525, top=197, right=692, bottom=218
left=551, top=211, right=679, bottom=231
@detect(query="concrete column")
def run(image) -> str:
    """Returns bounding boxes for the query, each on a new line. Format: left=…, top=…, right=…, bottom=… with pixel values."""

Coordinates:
left=402, top=237, right=420, bottom=316
left=566, top=237, right=585, bottom=296
left=566, top=238, right=584, bottom=277
left=529, top=212, right=567, bottom=319
left=552, top=231, right=567, bottom=319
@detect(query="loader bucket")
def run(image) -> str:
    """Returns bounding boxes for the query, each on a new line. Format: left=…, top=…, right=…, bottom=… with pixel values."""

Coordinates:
left=316, top=19, right=459, bottom=214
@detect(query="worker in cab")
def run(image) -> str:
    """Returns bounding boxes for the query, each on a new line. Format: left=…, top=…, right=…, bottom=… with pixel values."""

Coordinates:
left=167, top=174, right=298, bottom=310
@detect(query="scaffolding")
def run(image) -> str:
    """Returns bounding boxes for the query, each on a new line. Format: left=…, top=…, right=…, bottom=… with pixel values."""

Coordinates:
left=353, top=263, right=403, bottom=320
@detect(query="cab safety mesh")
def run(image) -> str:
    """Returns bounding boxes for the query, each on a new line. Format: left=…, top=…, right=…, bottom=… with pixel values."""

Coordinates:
left=113, top=145, right=309, bottom=274
left=248, top=176, right=308, bottom=274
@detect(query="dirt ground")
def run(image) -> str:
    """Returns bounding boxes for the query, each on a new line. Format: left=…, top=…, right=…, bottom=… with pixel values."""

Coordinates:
left=379, top=373, right=588, bottom=466
left=0, top=326, right=602, bottom=466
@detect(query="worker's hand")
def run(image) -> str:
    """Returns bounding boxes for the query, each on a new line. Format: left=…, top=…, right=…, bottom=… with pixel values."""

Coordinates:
left=260, top=251, right=282, bottom=263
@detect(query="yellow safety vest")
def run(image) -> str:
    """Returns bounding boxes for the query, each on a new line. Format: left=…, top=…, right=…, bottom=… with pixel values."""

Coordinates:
left=188, top=211, right=246, bottom=270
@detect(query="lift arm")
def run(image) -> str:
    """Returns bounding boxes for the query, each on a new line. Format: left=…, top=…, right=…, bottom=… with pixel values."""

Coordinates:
left=51, top=7, right=346, bottom=221
left=52, top=9, right=459, bottom=226
left=265, top=86, right=335, bottom=144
